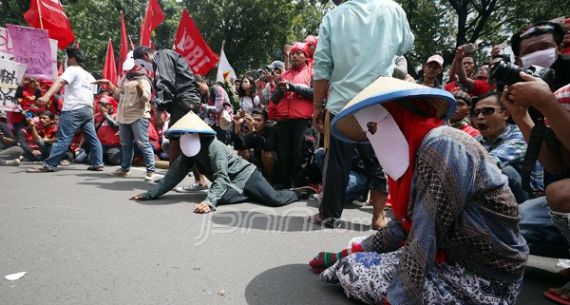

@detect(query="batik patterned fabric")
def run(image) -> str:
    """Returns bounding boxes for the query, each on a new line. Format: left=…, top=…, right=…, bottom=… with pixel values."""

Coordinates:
left=320, top=126, right=528, bottom=305
left=321, top=250, right=522, bottom=305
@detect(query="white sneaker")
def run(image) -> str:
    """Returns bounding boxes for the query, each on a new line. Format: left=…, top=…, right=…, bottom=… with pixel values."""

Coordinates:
left=144, top=172, right=163, bottom=182
left=174, top=183, right=209, bottom=193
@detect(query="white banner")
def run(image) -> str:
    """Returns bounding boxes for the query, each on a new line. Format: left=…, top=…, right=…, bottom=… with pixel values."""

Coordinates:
left=0, top=58, right=27, bottom=112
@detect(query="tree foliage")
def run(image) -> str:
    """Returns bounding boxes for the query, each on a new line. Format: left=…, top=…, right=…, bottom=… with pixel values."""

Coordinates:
left=0, top=0, right=567, bottom=78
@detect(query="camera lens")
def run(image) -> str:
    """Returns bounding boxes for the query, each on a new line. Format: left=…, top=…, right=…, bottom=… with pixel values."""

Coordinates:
left=490, top=61, right=523, bottom=86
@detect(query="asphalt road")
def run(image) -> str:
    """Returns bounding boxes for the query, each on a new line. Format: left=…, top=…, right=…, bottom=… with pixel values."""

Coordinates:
left=0, top=163, right=566, bottom=305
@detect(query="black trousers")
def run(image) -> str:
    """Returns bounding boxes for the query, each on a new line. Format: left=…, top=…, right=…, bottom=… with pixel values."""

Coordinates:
left=276, top=119, right=309, bottom=187
left=218, top=170, right=300, bottom=207
left=320, top=118, right=386, bottom=219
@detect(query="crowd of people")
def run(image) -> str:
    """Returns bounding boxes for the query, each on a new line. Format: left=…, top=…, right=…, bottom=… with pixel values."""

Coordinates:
left=1, top=0, right=570, bottom=303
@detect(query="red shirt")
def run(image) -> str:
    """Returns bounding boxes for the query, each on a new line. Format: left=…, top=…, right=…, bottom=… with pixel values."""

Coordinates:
left=445, top=79, right=490, bottom=97
left=94, top=113, right=120, bottom=146
left=23, top=123, right=57, bottom=150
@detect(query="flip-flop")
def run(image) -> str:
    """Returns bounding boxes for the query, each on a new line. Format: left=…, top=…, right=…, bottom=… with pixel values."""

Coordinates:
left=545, top=287, right=570, bottom=305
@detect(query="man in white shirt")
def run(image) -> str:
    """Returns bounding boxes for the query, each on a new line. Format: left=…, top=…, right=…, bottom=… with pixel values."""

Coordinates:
left=28, top=47, right=103, bottom=172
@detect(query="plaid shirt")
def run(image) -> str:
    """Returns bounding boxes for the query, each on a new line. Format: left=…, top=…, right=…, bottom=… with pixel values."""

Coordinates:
left=478, top=124, right=544, bottom=191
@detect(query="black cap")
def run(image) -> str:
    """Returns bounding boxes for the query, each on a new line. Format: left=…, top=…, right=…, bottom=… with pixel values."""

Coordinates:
left=132, top=46, right=149, bottom=60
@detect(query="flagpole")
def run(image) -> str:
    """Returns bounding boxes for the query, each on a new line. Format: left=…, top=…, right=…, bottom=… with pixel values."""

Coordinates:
left=36, top=0, right=45, bottom=29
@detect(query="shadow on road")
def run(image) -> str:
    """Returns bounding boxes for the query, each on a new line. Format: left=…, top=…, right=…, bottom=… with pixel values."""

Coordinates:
left=212, top=210, right=372, bottom=233
left=245, top=264, right=363, bottom=305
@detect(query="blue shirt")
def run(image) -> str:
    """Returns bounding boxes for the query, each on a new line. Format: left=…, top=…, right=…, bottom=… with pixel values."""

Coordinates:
left=477, top=124, right=544, bottom=192
left=313, top=0, right=414, bottom=115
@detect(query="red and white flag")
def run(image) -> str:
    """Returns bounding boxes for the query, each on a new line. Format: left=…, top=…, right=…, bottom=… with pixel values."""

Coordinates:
left=174, top=9, right=219, bottom=76
left=23, top=0, right=75, bottom=50
left=139, top=0, right=164, bottom=47
left=103, top=39, right=118, bottom=85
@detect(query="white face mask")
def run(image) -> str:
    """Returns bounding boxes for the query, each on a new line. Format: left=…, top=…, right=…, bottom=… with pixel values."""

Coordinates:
left=353, top=104, right=409, bottom=180
left=520, top=47, right=557, bottom=69
left=135, top=59, right=153, bottom=72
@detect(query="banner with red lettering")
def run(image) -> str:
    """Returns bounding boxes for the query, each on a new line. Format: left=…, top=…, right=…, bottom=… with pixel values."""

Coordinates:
left=174, top=9, right=219, bottom=76
left=23, top=0, right=75, bottom=50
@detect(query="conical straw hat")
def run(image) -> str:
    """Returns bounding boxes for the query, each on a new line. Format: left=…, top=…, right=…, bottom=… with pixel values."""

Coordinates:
left=331, top=77, right=456, bottom=143
left=165, top=111, right=216, bottom=137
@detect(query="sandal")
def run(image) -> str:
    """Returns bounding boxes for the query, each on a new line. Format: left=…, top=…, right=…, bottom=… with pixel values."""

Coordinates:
left=545, top=282, right=570, bottom=305
left=26, top=166, right=55, bottom=173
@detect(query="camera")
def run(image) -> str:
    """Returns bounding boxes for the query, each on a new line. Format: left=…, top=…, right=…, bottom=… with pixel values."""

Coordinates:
left=490, top=61, right=556, bottom=88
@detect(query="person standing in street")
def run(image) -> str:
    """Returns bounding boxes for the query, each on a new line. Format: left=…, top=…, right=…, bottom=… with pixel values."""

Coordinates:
left=28, top=47, right=103, bottom=173
left=311, top=0, right=414, bottom=227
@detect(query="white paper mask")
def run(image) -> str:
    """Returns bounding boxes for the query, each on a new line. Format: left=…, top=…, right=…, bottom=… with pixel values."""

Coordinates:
left=353, top=104, right=409, bottom=180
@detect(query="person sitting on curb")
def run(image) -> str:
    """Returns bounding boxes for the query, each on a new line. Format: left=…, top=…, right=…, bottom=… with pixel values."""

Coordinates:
left=130, top=111, right=316, bottom=213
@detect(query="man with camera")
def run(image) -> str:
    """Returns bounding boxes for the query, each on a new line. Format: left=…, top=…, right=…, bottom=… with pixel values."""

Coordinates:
left=271, top=42, right=314, bottom=189
left=232, top=109, right=278, bottom=181
left=499, top=21, right=570, bottom=303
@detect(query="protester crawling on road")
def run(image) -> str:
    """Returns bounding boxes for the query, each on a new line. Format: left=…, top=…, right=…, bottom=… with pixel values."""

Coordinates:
left=130, top=111, right=316, bottom=213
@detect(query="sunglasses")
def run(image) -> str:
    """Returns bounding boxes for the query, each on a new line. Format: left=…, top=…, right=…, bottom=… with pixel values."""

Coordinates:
left=470, top=107, right=502, bottom=117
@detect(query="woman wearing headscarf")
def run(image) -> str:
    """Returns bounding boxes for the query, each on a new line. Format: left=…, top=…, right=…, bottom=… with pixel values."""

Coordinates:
left=309, top=77, right=528, bottom=305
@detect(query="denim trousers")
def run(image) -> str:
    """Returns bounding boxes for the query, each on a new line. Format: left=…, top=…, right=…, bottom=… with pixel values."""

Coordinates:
left=43, top=107, right=103, bottom=170
left=519, top=196, right=570, bottom=258
left=119, top=118, right=155, bottom=173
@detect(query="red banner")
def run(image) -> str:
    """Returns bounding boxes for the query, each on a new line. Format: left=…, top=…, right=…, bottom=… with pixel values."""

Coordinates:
left=139, top=0, right=164, bottom=47
left=103, top=39, right=117, bottom=85
left=174, top=9, right=219, bottom=76
left=23, top=0, right=75, bottom=50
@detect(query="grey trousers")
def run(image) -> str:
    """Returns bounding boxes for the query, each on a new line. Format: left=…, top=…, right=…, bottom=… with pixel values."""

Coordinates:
left=0, top=146, right=24, bottom=160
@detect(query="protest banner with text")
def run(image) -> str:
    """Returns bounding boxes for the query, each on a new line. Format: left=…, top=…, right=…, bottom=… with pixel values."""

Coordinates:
left=0, top=58, right=27, bottom=112
left=174, top=9, right=219, bottom=76
left=7, top=24, right=54, bottom=81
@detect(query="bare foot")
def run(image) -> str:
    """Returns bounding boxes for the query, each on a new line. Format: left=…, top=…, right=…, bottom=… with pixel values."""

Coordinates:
left=371, top=213, right=388, bottom=230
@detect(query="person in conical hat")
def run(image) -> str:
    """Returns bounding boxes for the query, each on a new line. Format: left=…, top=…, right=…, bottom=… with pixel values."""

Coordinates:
left=309, top=77, right=528, bottom=305
left=130, top=111, right=316, bottom=213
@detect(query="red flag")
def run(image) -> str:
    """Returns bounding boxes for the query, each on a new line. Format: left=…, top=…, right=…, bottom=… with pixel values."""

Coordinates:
left=174, top=9, right=219, bottom=76
left=103, top=39, right=118, bottom=85
left=119, top=11, right=129, bottom=75
left=139, top=0, right=164, bottom=47
left=23, top=0, right=75, bottom=50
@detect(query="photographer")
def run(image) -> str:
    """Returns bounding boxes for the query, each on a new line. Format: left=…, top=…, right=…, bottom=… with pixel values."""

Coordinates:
left=503, top=75, right=570, bottom=304
left=511, top=21, right=570, bottom=91
left=271, top=42, right=313, bottom=189
left=232, top=109, right=278, bottom=181
left=446, top=44, right=491, bottom=96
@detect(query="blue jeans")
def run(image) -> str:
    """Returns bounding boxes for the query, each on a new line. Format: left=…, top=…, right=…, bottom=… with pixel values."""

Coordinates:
left=519, top=196, right=569, bottom=258
left=502, top=165, right=529, bottom=203
left=315, top=148, right=369, bottom=203
left=119, top=118, right=155, bottom=173
left=43, top=107, right=103, bottom=170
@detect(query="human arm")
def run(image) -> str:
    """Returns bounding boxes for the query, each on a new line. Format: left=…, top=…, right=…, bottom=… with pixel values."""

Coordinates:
left=0, top=124, right=16, bottom=146
left=312, top=79, right=329, bottom=132
left=503, top=75, right=570, bottom=174
left=153, top=51, right=176, bottom=104
left=455, top=47, right=475, bottom=90
left=132, top=155, right=194, bottom=200
left=93, top=79, right=120, bottom=98
left=288, top=83, right=313, bottom=99
left=270, top=82, right=285, bottom=104
left=203, top=148, right=231, bottom=209
left=37, top=78, right=66, bottom=105
left=387, top=139, right=469, bottom=305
